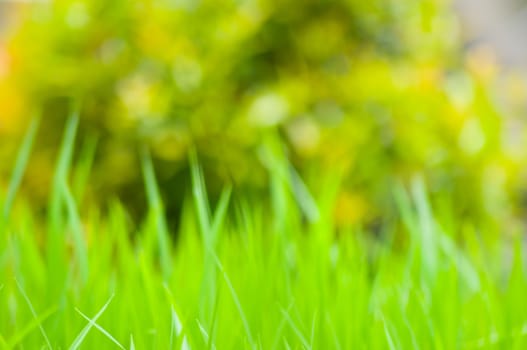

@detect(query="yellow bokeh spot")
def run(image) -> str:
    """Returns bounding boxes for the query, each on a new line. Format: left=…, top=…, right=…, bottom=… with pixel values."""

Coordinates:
left=334, top=191, right=368, bottom=227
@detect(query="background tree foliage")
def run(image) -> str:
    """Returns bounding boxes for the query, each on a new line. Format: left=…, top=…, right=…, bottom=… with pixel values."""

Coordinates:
left=1, top=0, right=525, bottom=229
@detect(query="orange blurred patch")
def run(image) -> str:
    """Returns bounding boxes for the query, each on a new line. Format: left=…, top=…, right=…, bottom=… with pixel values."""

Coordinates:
left=466, top=45, right=499, bottom=82
left=0, top=41, right=28, bottom=135
left=416, top=64, right=442, bottom=91
left=0, top=46, right=10, bottom=78
left=0, top=83, right=26, bottom=135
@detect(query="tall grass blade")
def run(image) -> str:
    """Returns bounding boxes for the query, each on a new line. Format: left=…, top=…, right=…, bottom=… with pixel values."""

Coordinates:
left=197, top=319, right=217, bottom=350
left=7, top=305, right=57, bottom=349
left=72, top=135, right=97, bottom=202
left=383, top=319, right=398, bottom=350
left=279, top=306, right=311, bottom=350
left=46, top=110, right=80, bottom=298
left=213, top=254, right=255, bottom=347
left=15, top=279, right=53, bottom=349
left=141, top=148, right=172, bottom=279
left=130, top=335, right=136, bottom=350
left=75, top=308, right=125, bottom=349
left=189, top=150, right=211, bottom=239
left=69, top=293, right=115, bottom=350
left=1, top=117, right=39, bottom=229
left=411, top=176, right=438, bottom=282
left=48, top=109, right=79, bottom=235
left=62, top=183, right=89, bottom=282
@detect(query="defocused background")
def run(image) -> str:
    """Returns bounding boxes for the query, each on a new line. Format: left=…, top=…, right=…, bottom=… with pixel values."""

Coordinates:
left=1, top=0, right=527, bottom=231
left=456, top=0, right=527, bottom=68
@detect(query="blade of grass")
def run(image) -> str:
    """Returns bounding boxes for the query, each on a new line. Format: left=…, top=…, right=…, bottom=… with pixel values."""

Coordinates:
left=279, top=306, right=311, bottom=350
left=206, top=282, right=221, bottom=350
left=48, top=109, right=79, bottom=235
left=46, top=110, right=80, bottom=299
left=15, top=279, right=53, bottom=349
left=69, top=293, right=115, bottom=350
left=189, top=149, right=211, bottom=240
left=411, top=176, right=438, bottom=283
left=272, top=302, right=294, bottom=350
left=75, top=308, right=125, bottom=350
left=309, top=310, right=317, bottom=348
left=289, top=165, right=320, bottom=223
left=1, top=116, right=40, bottom=229
left=197, top=319, right=217, bottom=350
left=62, top=183, right=89, bottom=282
left=189, top=151, right=223, bottom=324
left=141, top=148, right=172, bottom=280
left=7, top=305, right=57, bottom=349
left=130, top=334, right=136, bottom=350
left=168, top=306, right=190, bottom=350
left=259, top=135, right=319, bottom=224
left=383, top=318, right=398, bottom=350
left=72, top=134, right=98, bottom=202
left=163, top=283, right=189, bottom=350
left=211, top=187, right=232, bottom=247
left=212, top=253, right=255, bottom=348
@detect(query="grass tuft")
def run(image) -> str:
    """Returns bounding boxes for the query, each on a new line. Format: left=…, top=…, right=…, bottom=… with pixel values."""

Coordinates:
left=0, top=121, right=526, bottom=349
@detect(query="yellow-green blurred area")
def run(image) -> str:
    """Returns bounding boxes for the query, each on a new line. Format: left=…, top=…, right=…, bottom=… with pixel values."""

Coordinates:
left=1, top=0, right=526, bottom=229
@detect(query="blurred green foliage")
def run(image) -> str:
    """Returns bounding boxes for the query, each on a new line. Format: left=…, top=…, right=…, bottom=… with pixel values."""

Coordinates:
left=1, top=0, right=526, bottom=228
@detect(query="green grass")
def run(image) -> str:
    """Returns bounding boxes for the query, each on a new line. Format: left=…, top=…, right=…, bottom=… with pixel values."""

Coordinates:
left=1, top=119, right=527, bottom=349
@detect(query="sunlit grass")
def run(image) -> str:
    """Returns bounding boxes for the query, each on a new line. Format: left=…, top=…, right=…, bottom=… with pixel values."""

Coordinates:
left=1, top=118, right=526, bottom=349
